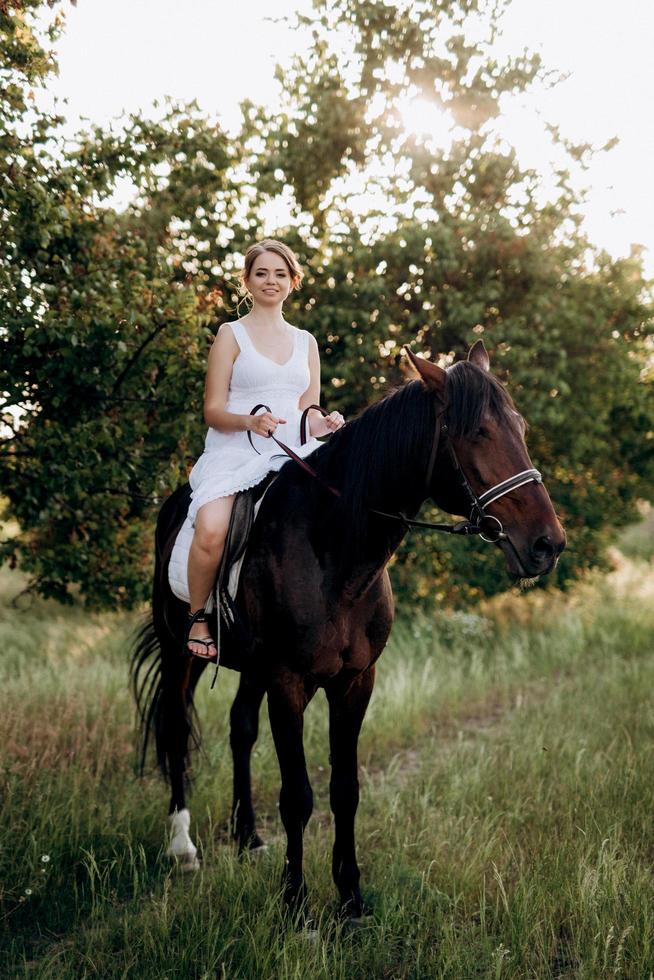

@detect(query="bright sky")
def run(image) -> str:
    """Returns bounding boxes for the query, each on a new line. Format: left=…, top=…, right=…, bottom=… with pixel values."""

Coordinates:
left=44, top=0, right=654, bottom=276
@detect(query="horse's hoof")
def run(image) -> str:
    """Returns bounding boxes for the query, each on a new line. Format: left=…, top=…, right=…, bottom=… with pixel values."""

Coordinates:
left=282, top=882, right=311, bottom=931
left=343, top=915, right=370, bottom=930
left=170, top=852, right=200, bottom=872
left=299, top=927, right=320, bottom=943
left=236, top=831, right=267, bottom=856
left=237, top=841, right=268, bottom=860
left=339, top=897, right=372, bottom=923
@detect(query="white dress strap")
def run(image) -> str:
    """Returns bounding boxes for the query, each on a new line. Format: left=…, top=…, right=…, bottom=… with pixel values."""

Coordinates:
left=228, top=320, right=249, bottom=351
left=296, top=328, right=310, bottom=362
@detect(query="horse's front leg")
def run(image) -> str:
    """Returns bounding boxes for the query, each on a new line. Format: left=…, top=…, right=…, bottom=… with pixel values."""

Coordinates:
left=267, top=673, right=314, bottom=916
left=229, top=672, right=266, bottom=852
left=326, top=665, right=375, bottom=918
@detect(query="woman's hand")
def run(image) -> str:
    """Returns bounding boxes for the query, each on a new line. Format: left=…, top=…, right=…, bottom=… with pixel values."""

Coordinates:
left=247, top=412, right=287, bottom=438
left=311, top=410, right=345, bottom=437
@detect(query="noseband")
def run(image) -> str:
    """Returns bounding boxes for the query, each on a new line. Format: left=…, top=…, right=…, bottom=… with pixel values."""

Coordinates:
left=248, top=404, right=543, bottom=544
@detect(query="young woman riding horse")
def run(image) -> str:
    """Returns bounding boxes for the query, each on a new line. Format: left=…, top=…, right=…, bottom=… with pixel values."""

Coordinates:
left=184, top=239, right=344, bottom=660
left=133, top=249, right=566, bottom=922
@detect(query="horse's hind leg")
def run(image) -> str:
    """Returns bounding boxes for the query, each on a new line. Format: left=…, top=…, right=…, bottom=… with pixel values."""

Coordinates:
left=164, top=655, right=206, bottom=870
left=326, top=665, right=375, bottom=918
left=230, top=672, right=266, bottom=852
left=166, top=657, right=194, bottom=814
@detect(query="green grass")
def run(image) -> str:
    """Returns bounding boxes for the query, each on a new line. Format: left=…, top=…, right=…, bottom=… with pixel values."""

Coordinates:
left=1, top=557, right=654, bottom=979
left=616, top=504, right=654, bottom=562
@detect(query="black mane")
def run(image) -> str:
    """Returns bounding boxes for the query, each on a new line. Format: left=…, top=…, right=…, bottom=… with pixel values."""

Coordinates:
left=312, top=378, right=436, bottom=532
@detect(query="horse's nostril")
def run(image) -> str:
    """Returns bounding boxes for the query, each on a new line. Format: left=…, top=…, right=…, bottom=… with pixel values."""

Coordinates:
left=532, top=535, right=555, bottom=559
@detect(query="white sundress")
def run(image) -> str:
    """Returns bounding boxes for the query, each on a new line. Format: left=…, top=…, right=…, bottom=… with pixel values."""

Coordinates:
left=168, top=320, right=323, bottom=604
left=187, top=320, right=323, bottom=526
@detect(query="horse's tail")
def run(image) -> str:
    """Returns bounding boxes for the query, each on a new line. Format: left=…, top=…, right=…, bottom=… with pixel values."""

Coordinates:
left=130, top=485, right=207, bottom=781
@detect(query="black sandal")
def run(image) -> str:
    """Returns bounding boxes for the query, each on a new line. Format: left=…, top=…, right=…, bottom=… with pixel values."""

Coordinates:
left=184, top=609, right=218, bottom=661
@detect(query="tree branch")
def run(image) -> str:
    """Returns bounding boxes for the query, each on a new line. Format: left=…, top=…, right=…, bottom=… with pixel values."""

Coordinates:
left=111, top=320, right=170, bottom=395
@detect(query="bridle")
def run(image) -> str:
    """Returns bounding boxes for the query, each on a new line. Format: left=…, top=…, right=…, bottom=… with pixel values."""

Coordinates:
left=431, top=420, right=543, bottom=542
left=364, top=413, right=542, bottom=543
left=247, top=404, right=543, bottom=545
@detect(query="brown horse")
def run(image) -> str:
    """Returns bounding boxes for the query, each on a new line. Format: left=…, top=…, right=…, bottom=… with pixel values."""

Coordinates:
left=132, top=341, right=565, bottom=920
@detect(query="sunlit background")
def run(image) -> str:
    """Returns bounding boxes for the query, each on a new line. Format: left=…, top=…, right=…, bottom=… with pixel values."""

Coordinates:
left=42, top=0, right=654, bottom=273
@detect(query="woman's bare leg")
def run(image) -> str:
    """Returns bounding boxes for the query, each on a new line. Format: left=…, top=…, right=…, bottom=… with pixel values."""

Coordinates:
left=187, top=495, right=235, bottom=655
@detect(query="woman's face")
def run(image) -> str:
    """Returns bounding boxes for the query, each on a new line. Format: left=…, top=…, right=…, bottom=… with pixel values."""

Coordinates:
left=245, top=251, right=293, bottom=306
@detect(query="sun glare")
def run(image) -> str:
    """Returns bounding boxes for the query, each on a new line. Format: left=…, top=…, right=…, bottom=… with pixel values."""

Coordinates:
left=397, top=96, right=455, bottom=151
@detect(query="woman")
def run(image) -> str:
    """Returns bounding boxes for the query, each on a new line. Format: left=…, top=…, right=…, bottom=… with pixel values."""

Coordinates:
left=185, top=239, right=345, bottom=659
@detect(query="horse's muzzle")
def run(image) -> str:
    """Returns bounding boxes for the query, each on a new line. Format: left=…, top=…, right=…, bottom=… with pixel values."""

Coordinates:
left=503, top=524, right=567, bottom=579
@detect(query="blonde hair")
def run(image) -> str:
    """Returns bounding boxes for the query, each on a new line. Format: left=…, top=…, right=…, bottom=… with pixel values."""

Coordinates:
left=236, top=240, right=304, bottom=313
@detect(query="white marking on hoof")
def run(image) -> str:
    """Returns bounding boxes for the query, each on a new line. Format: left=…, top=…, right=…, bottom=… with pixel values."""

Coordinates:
left=248, top=843, right=269, bottom=858
left=166, top=808, right=199, bottom=871
left=299, top=928, right=320, bottom=944
left=177, top=853, right=201, bottom=872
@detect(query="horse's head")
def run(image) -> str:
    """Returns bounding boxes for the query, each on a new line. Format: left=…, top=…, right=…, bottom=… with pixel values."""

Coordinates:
left=407, top=341, right=566, bottom=580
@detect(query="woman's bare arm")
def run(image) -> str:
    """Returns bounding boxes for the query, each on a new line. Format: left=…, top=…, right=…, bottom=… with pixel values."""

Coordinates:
left=299, top=333, right=344, bottom=437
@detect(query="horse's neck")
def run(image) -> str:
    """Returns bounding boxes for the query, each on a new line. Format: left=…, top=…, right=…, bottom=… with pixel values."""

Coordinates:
left=339, top=521, right=408, bottom=602
left=314, top=404, right=432, bottom=597
left=319, top=469, right=424, bottom=602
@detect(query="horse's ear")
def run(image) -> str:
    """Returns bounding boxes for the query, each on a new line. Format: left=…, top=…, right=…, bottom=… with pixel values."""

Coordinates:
left=468, top=339, right=490, bottom=372
left=403, top=346, right=446, bottom=398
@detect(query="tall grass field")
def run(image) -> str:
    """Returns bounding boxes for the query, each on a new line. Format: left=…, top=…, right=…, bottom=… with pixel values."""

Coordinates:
left=1, top=543, right=654, bottom=978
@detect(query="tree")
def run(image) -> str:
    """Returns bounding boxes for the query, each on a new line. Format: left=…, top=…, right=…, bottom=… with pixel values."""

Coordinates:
left=1, top=0, right=652, bottom=608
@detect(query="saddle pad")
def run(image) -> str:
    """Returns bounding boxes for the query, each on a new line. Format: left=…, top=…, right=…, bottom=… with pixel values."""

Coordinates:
left=168, top=485, right=272, bottom=611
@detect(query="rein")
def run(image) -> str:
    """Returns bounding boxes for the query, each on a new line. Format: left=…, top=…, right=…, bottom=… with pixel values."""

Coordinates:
left=248, top=403, right=342, bottom=498
left=247, top=404, right=542, bottom=545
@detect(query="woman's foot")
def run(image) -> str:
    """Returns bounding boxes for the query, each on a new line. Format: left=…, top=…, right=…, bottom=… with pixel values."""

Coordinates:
left=185, top=610, right=218, bottom=660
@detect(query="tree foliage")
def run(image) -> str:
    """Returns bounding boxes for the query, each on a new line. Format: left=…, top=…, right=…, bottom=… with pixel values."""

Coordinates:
left=1, top=0, right=652, bottom=608
left=1, top=1, right=245, bottom=604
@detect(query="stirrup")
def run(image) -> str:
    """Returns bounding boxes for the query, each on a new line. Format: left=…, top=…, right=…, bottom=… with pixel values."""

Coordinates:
left=184, top=609, right=218, bottom=662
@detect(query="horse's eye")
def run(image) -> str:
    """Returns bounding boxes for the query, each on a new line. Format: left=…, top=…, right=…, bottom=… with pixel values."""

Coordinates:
left=475, top=426, right=490, bottom=440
